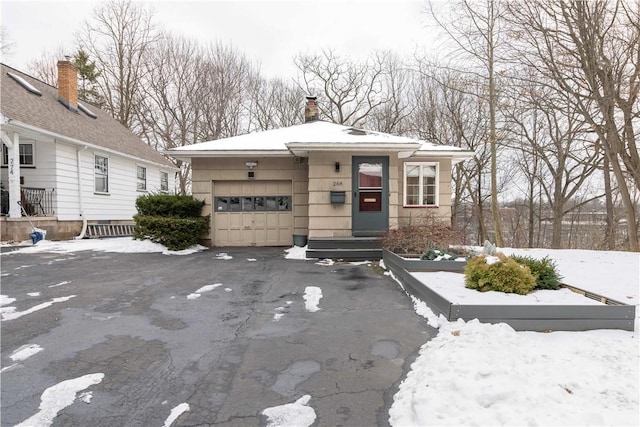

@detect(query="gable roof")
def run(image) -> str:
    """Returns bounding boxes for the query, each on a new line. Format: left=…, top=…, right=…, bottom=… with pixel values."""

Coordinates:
left=0, top=63, right=174, bottom=169
left=168, top=120, right=475, bottom=163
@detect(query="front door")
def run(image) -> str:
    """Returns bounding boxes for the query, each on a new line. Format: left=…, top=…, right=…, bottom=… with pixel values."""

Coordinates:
left=352, top=156, right=389, bottom=236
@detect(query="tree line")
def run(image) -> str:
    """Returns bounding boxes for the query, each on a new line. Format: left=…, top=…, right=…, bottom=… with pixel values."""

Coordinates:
left=21, top=0, right=640, bottom=251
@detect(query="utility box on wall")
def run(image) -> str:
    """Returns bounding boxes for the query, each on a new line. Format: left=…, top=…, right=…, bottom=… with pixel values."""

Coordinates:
left=330, top=191, right=346, bottom=204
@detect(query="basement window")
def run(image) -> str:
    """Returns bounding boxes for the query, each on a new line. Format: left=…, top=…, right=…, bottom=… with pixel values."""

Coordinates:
left=7, top=72, right=42, bottom=96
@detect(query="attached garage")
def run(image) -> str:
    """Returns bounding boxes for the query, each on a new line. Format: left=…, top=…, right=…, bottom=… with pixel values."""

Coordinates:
left=213, top=180, right=293, bottom=246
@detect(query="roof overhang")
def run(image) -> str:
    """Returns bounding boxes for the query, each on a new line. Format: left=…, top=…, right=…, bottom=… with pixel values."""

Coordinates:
left=2, top=118, right=179, bottom=171
left=285, top=142, right=421, bottom=157
left=166, top=149, right=292, bottom=162
left=411, top=149, right=476, bottom=165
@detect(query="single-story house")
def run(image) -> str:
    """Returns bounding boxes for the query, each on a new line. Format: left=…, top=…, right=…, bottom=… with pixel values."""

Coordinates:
left=1, top=61, right=177, bottom=242
left=167, top=97, right=474, bottom=258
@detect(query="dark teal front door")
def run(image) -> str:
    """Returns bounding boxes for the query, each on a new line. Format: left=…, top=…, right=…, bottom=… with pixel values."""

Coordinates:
left=352, top=156, right=389, bottom=236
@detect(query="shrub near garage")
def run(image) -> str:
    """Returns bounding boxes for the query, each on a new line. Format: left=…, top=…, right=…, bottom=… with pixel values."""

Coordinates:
left=464, top=253, right=536, bottom=295
left=133, top=194, right=209, bottom=251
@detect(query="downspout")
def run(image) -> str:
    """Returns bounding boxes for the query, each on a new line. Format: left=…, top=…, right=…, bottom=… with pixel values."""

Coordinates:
left=75, top=145, right=88, bottom=239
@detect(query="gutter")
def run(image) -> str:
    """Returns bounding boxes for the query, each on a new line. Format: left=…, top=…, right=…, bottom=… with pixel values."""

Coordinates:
left=3, top=119, right=177, bottom=171
left=74, top=145, right=88, bottom=240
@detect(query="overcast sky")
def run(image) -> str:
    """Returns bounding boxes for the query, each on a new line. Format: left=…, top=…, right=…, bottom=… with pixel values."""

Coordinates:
left=1, top=0, right=438, bottom=80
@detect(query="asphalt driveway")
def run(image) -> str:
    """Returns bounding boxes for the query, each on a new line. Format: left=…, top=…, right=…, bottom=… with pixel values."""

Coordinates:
left=0, top=246, right=435, bottom=426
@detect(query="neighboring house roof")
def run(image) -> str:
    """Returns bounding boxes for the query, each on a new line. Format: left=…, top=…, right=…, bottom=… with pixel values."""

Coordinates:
left=168, top=120, right=475, bottom=163
left=0, top=63, right=174, bottom=169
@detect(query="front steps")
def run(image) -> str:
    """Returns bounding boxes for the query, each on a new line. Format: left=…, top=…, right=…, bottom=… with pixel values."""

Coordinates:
left=306, top=237, right=383, bottom=261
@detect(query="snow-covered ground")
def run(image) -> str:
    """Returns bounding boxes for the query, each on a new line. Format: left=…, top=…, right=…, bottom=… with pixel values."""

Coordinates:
left=2, top=239, right=638, bottom=426
left=389, top=247, right=639, bottom=427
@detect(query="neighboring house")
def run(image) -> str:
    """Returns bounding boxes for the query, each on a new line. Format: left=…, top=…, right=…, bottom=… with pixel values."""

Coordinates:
left=167, top=97, right=474, bottom=258
left=0, top=61, right=177, bottom=242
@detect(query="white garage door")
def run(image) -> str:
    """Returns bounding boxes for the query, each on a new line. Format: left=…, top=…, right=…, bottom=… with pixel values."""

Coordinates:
left=213, top=180, right=293, bottom=247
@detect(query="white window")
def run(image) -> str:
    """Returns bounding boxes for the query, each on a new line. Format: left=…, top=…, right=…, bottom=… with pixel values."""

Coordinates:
left=136, top=166, right=147, bottom=191
left=160, top=171, right=169, bottom=192
left=2, top=143, right=34, bottom=166
left=94, top=155, right=109, bottom=193
left=404, top=162, right=438, bottom=207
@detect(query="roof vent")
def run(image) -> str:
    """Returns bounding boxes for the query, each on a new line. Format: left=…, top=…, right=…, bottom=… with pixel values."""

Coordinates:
left=7, top=72, right=42, bottom=96
left=78, top=102, right=98, bottom=119
left=347, top=128, right=367, bottom=136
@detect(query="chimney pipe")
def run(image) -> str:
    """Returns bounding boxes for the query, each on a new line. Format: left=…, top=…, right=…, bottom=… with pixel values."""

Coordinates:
left=57, top=59, right=78, bottom=112
left=304, top=96, right=319, bottom=123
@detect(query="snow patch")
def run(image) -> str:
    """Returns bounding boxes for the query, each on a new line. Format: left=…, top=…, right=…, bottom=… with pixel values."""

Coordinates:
left=48, top=281, right=70, bottom=288
left=163, top=402, right=190, bottom=427
left=1, top=295, right=76, bottom=321
left=284, top=245, right=312, bottom=260
left=187, top=283, right=222, bottom=299
left=27, top=292, right=41, bottom=297
left=215, top=252, right=232, bottom=260
left=78, top=391, right=93, bottom=403
left=303, top=287, right=322, bottom=312
left=10, top=344, right=44, bottom=361
left=262, top=395, right=316, bottom=427
left=1, top=294, right=16, bottom=306
left=15, top=373, right=104, bottom=427
left=247, top=258, right=257, bottom=262
left=315, top=258, right=334, bottom=266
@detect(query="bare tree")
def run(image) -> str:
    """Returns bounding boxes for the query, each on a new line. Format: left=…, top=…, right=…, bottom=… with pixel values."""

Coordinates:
left=294, top=48, right=389, bottom=126
left=196, top=42, right=256, bottom=141
left=0, top=26, right=15, bottom=59
left=26, top=46, right=67, bottom=86
left=427, top=0, right=508, bottom=246
left=246, top=76, right=305, bottom=131
left=507, top=0, right=640, bottom=250
left=78, top=0, right=159, bottom=130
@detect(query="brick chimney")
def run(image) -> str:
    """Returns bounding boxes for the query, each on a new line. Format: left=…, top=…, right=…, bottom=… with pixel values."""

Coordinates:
left=304, top=96, right=319, bottom=123
left=57, top=57, right=78, bottom=111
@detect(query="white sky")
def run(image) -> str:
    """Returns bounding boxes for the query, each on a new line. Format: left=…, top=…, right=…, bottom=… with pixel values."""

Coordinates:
left=1, top=0, right=435, bottom=79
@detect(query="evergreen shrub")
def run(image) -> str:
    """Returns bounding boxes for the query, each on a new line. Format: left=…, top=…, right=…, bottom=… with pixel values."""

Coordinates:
left=133, top=194, right=209, bottom=251
left=135, top=194, right=204, bottom=218
left=464, top=253, right=536, bottom=295
left=511, top=255, right=563, bottom=290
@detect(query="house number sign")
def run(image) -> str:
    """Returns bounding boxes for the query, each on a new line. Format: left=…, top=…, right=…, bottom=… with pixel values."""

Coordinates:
left=332, top=181, right=343, bottom=187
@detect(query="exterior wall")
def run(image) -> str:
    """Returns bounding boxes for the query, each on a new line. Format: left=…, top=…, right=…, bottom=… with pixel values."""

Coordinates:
left=397, top=157, right=452, bottom=227
left=191, top=157, right=308, bottom=246
left=1, top=218, right=82, bottom=242
left=307, top=151, right=400, bottom=238
left=55, top=141, right=173, bottom=221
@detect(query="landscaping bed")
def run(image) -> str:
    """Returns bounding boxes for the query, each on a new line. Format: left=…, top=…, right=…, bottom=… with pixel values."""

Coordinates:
left=383, top=249, right=636, bottom=331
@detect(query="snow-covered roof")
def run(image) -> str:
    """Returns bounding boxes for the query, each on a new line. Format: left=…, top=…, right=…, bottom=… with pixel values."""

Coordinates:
left=167, top=120, right=474, bottom=162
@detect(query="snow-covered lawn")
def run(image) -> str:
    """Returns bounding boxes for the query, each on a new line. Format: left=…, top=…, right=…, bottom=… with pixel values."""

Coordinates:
left=3, top=238, right=638, bottom=426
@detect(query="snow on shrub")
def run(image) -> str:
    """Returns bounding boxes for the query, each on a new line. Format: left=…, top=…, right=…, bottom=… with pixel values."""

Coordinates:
left=464, top=253, right=536, bottom=295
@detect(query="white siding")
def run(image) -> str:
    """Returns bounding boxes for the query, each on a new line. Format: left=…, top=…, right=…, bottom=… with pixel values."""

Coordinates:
left=54, top=141, right=172, bottom=221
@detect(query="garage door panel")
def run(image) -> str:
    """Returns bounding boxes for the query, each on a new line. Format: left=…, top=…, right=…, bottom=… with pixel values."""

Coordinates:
left=214, top=180, right=292, bottom=246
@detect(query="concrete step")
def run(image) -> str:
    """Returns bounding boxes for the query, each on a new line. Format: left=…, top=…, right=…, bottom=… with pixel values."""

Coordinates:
left=305, top=248, right=383, bottom=261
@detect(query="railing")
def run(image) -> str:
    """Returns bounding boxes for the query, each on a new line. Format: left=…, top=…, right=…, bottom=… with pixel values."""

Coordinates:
left=0, top=187, right=55, bottom=216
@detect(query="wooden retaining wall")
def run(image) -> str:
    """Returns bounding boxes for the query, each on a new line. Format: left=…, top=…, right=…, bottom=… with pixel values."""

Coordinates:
left=383, top=249, right=636, bottom=332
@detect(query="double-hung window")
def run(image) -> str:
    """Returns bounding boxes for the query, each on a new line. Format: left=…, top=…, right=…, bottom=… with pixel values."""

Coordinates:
left=94, top=155, right=109, bottom=193
left=2, top=142, right=34, bottom=166
left=136, top=166, right=147, bottom=191
left=160, top=171, right=169, bottom=192
left=404, top=162, right=438, bottom=207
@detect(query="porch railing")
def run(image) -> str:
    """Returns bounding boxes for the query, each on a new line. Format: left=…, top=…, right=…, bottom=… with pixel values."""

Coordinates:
left=1, top=187, right=55, bottom=216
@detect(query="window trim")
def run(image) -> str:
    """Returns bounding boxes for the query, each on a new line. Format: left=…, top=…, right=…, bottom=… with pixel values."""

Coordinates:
left=160, top=171, right=169, bottom=192
left=94, top=154, right=109, bottom=194
left=403, top=161, right=439, bottom=207
left=2, top=142, right=35, bottom=167
left=136, top=165, right=147, bottom=192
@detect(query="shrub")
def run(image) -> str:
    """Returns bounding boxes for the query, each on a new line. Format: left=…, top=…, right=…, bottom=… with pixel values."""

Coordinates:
left=133, top=215, right=209, bottom=251
left=464, top=253, right=536, bottom=295
left=382, top=212, right=462, bottom=254
left=420, top=248, right=466, bottom=261
left=135, top=194, right=205, bottom=218
left=511, top=255, right=563, bottom=290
